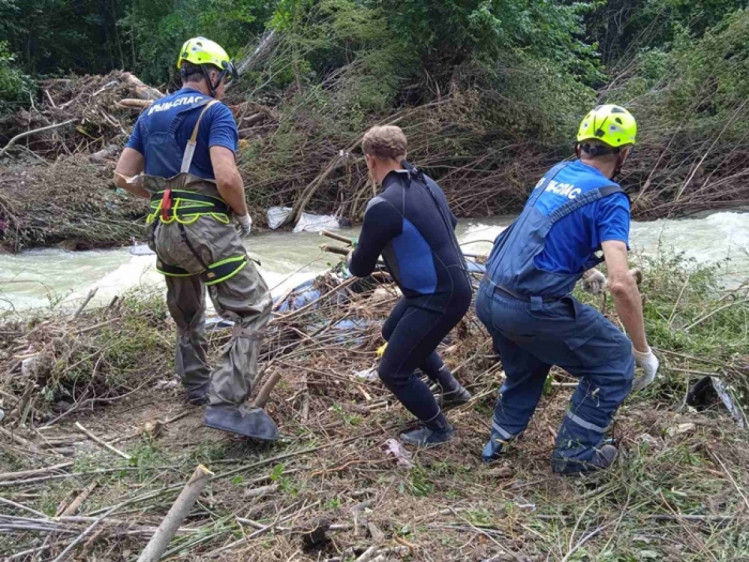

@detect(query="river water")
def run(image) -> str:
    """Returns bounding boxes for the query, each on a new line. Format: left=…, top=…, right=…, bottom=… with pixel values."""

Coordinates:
left=1, top=212, right=747, bottom=313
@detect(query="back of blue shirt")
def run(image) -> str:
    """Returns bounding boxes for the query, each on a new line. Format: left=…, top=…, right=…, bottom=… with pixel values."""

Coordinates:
left=125, top=87, right=238, bottom=180
left=532, top=160, right=630, bottom=274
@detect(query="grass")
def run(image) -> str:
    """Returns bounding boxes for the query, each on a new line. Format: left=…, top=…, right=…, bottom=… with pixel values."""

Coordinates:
left=0, top=253, right=747, bottom=560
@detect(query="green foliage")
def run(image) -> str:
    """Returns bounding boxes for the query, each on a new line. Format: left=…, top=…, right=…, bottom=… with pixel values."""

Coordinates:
left=666, top=9, right=749, bottom=131
left=0, top=41, right=32, bottom=112
left=0, top=0, right=126, bottom=74
left=586, top=0, right=747, bottom=67
left=378, top=0, right=601, bottom=82
left=123, top=0, right=276, bottom=84
left=609, top=8, right=749, bottom=141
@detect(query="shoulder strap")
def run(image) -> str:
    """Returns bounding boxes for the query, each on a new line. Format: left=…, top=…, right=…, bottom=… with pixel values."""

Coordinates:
left=547, top=184, right=626, bottom=223
left=180, top=99, right=221, bottom=174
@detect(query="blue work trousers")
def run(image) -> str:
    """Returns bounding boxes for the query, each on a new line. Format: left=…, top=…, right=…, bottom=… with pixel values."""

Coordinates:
left=476, top=282, right=634, bottom=469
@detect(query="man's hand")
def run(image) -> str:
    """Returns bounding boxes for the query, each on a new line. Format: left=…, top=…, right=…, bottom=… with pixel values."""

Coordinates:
left=114, top=148, right=149, bottom=198
left=582, top=268, right=607, bottom=295
left=237, top=213, right=252, bottom=237
left=632, top=347, right=660, bottom=391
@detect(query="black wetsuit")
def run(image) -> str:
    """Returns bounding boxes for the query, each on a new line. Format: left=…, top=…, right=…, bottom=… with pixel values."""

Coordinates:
left=349, top=167, right=472, bottom=422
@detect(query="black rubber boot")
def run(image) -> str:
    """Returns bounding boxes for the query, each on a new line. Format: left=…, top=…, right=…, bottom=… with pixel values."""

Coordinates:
left=551, top=444, right=618, bottom=475
left=204, top=404, right=279, bottom=441
left=400, top=412, right=454, bottom=448
left=184, top=381, right=209, bottom=406
left=433, top=367, right=471, bottom=409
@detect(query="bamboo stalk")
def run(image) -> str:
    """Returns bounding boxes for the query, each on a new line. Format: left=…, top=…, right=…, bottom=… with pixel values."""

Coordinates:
left=0, top=461, right=73, bottom=481
left=74, top=422, right=131, bottom=460
left=136, top=465, right=214, bottom=562
left=254, top=372, right=281, bottom=408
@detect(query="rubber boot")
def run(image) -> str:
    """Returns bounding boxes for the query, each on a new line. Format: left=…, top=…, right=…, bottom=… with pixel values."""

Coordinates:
left=482, top=430, right=509, bottom=464
left=433, top=367, right=471, bottom=409
left=551, top=444, right=618, bottom=475
left=185, top=382, right=209, bottom=406
left=204, top=404, right=279, bottom=441
left=400, top=411, right=454, bottom=448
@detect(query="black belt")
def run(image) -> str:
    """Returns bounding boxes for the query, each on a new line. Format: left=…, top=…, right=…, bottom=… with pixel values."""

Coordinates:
left=483, top=276, right=563, bottom=304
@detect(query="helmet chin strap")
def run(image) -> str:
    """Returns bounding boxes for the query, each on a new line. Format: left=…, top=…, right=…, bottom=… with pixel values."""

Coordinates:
left=200, top=66, right=221, bottom=98
left=611, top=152, right=627, bottom=180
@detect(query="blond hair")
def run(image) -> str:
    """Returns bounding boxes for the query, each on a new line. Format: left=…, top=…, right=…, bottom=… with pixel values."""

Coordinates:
left=362, top=125, right=407, bottom=161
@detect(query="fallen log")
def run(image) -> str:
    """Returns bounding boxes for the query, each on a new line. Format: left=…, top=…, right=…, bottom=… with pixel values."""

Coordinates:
left=117, top=98, right=153, bottom=110
left=120, top=73, right=164, bottom=101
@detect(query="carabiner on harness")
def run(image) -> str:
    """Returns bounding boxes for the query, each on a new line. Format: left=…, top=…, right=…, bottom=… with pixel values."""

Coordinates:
left=161, top=188, right=173, bottom=222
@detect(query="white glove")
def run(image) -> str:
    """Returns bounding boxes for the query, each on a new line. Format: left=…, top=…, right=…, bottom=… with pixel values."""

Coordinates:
left=632, top=346, right=659, bottom=392
left=237, top=213, right=252, bottom=237
left=582, top=269, right=607, bottom=295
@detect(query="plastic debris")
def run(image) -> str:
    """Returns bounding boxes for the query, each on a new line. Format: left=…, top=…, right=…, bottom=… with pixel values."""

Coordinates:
left=266, top=206, right=341, bottom=232
left=384, top=438, right=414, bottom=469
left=153, top=379, right=180, bottom=391
left=354, top=366, right=379, bottom=382
left=666, top=423, right=696, bottom=437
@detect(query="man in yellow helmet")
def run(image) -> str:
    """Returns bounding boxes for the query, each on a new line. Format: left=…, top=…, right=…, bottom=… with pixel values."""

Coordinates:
left=114, top=37, right=277, bottom=441
left=477, top=105, right=659, bottom=474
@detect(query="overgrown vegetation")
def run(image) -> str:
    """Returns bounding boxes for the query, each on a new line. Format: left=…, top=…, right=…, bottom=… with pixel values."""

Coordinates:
left=0, top=255, right=746, bottom=559
left=0, top=1, right=747, bottom=243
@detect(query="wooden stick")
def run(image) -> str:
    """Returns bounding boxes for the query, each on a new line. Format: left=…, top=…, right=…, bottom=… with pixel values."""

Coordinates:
left=320, top=229, right=354, bottom=245
left=74, top=422, right=131, bottom=460
left=0, top=119, right=77, bottom=160
left=321, top=244, right=350, bottom=256
left=136, top=465, right=214, bottom=562
left=0, top=461, right=73, bottom=481
left=117, top=98, right=153, bottom=109
left=51, top=503, right=122, bottom=562
left=59, top=480, right=98, bottom=516
left=355, top=546, right=379, bottom=562
left=254, top=372, right=281, bottom=408
left=74, top=288, right=98, bottom=318
left=0, top=497, right=48, bottom=518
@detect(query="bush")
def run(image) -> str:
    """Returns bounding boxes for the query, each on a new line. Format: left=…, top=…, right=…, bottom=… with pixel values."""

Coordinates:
left=0, top=41, right=32, bottom=113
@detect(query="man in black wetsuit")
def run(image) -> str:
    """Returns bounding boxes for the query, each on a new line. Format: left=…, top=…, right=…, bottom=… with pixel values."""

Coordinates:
left=348, top=125, right=472, bottom=447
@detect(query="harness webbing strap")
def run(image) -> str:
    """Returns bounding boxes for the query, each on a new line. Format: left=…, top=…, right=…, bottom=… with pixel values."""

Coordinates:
left=158, top=99, right=220, bottom=222
left=202, top=256, right=248, bottom=286
left=156, top=259, right=192, bottom=277
left=180, top=99, right=220, bottom=174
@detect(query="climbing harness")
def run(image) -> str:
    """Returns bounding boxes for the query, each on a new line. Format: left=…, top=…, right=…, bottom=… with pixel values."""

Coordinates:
left=149, top=98, right=248, bottom=285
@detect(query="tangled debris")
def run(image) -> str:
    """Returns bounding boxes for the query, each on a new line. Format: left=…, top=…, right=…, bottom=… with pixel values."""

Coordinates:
left=1, top=257, right=748, bottom=560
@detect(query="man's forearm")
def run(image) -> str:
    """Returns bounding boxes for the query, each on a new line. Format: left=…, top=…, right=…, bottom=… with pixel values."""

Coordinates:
left=216, top=170, right=248, bottom=216
left=114, top=172, right=150, bottom=199
left=610, top=277, right=648, bottom=352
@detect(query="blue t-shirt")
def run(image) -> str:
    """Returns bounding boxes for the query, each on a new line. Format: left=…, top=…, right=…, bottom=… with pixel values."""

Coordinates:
left=125, top=87, right=238, bottom=180
left=533, top=160, right=630, bottom=274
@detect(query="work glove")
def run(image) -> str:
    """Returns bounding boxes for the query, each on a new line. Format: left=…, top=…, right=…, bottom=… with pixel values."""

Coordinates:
left=632, top=346, right=660, bottom=392
left=237, top=214, right=252, bottom=237
left=582, top=268, right=607, bottom=295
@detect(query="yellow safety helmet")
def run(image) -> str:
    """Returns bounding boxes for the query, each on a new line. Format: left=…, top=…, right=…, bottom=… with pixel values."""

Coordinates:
left=177, top=37, right=238, bottom=83
left=577, top=105, right=637, bottom=148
